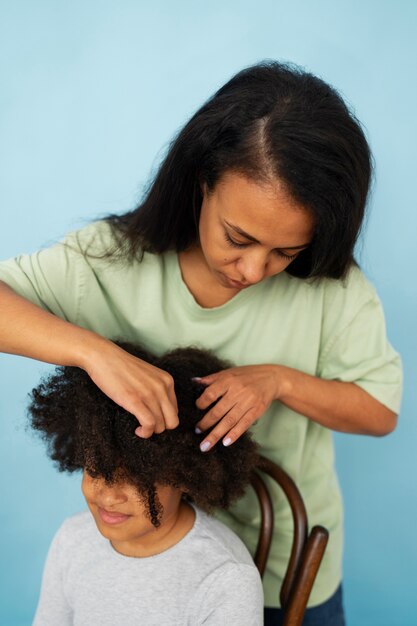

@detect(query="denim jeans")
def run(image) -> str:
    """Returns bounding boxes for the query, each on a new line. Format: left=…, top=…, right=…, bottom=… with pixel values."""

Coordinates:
left=264, top=584, right=346, bottom=626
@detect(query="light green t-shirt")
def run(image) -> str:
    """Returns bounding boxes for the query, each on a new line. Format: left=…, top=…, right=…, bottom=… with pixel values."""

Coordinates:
left=0, top=221, right=402, bottom=607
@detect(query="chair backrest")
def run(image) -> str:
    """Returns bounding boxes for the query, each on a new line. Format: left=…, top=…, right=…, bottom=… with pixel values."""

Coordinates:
left=251, top=455, right=329, bottom=626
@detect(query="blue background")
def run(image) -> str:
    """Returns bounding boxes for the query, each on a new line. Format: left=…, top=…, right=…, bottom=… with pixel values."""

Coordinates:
left=1, top=2, right=416, bottom=625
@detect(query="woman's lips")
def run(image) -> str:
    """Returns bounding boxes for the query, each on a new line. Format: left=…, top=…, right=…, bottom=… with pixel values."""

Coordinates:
left=98, top=507, right=131, bottom=525
left=224, top=275, right=248, bottom=289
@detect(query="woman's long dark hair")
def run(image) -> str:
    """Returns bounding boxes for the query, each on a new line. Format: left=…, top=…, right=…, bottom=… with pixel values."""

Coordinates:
left=106, top=61, right=372, bottom=279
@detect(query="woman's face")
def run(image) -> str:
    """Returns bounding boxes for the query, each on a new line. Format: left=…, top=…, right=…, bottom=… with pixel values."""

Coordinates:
left=198, top=171, right=314, bottom=290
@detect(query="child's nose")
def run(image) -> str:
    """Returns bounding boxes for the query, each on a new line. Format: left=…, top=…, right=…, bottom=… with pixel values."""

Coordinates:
left=96, top=482, right=128, bottom=507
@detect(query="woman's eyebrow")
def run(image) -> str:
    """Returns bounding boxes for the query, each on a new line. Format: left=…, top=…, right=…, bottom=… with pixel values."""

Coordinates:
left=224, top=221, right=310, bottom=249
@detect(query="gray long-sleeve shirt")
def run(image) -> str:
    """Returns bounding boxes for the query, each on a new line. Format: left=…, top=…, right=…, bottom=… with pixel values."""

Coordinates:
left=33, top=507, right=263, bottom=625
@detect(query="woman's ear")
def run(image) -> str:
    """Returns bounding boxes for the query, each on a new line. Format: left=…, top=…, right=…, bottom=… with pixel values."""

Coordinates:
left=199, top=177, right=208, bottom=196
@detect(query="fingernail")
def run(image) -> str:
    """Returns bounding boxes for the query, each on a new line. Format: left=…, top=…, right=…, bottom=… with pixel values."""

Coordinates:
left=191, top=377, right=202, bottom=381
left=200, top=441, right=211, bottom=452
left=223, top=437, right=232, bottom=447
left=195, top=427, right=202, bottom=434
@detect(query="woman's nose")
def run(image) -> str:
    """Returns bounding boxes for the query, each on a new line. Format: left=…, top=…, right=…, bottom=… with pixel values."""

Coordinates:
left=237, top=251, right=269, bottom=284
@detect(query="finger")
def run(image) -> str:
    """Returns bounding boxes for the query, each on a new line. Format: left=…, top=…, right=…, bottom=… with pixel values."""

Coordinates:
left=200, top=408, right=262, bottom=452
left=140, top=389, right=170, bottom=433
left=135, top=418, right=155, bottom=439
left=135, top=424, right=154, bottom=438
left=155, top=372, right=179, bottom=428
left=196, top=397, right=238, bottom=432
left=199, top=405, right=243, bottom=451
left=132, top=405, right=158, bottom=438
left=159, top=396, right=179, bottom=430
left=221, top=407, right=260, bottom=447
left=195, top=381, right=229, bottom=410
left=192, top=372, right=220, bottom=385
left=167, top=384, right=179, bottom=415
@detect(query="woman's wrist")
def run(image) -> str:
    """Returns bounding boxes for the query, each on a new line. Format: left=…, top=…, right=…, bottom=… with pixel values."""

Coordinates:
left=71, top=329, right=112, bottom=371
left=272, top=364, right=294, bottom=400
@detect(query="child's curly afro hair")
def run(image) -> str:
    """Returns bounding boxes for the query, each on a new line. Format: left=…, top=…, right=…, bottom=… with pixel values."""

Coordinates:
left=28, top=342, right=259, bottom=526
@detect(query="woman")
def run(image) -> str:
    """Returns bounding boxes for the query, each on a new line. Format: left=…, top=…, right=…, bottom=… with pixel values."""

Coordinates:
left=0, top=61, right=402, bottom=625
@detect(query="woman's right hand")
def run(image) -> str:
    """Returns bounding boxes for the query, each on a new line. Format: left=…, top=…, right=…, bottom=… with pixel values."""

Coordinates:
left=0, top=282, right=178, bottom=437
left=83, top=339, right=179, bottom=438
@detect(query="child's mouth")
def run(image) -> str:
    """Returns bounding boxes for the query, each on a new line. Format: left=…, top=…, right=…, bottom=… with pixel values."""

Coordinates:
left=98, top=507, right=131, bottom=525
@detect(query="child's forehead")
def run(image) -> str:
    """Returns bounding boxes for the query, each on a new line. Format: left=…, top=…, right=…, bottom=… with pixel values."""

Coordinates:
left=84, top=467, right=133, bottom=486
left=83, top=469, right=178, bottom=501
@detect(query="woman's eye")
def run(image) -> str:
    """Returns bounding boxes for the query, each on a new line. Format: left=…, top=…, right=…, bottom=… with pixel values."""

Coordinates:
left=224, top=231, right=299, bottom=261
left=275, top=250, right=298, bottom=261
left=224, top=232, right=248, bottom=248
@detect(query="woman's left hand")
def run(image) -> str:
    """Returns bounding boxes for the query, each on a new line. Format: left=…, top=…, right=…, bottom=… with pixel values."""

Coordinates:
left=194, top=365, right=281, bottom=451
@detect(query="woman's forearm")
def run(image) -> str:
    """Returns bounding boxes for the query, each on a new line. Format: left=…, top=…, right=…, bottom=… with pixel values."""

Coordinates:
left=275, top=364, right=397, bottom=436
left=0, top=280, right=107, bottom=368
left=0, top=281, right=179, bottom=435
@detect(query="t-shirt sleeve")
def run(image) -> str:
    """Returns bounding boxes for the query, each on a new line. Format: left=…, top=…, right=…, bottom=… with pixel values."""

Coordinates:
left=32, top=527, right=73, bottom=626
left=190, top=563, right=264, bottom=626
left=0, top=231, right=88, bottom=323
left=0, top=222, right=111, bottom=324
left=317, top=289, right=403, bottom=414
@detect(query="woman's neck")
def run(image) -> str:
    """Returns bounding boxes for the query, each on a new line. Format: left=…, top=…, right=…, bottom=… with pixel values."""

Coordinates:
left=178, top=247, right=239, bottom=308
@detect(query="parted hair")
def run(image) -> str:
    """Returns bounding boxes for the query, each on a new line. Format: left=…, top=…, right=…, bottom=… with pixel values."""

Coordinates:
left=105, top=60, right=372, bottom=280
left=28, top=343, right=259, bottom=526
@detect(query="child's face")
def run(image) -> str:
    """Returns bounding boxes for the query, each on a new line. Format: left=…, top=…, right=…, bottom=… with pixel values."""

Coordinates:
left=81, top=471, right=186, bottom=557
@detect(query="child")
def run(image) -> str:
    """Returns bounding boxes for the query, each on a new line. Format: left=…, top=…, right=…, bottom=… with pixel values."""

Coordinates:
left=28, top=342, right=264, bottom=625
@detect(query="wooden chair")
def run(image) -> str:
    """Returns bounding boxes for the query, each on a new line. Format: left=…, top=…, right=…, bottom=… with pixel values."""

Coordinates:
left=251, top=455, right=329, bottom=626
